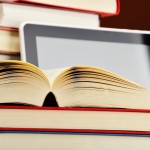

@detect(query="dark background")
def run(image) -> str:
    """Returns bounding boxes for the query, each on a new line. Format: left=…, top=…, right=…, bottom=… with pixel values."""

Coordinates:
left=101, top=0, right=150, bottom=30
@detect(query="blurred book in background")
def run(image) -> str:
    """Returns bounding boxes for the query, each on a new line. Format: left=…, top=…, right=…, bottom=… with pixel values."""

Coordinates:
left=0, top=27, right=20, bottom=60
left=0, top=2, right=100, bottom=28
left=3, top=0, right=120, bottom=17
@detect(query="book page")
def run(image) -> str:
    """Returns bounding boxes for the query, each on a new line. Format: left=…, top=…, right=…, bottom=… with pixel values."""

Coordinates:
left=43, top=67, right=69, bottom=86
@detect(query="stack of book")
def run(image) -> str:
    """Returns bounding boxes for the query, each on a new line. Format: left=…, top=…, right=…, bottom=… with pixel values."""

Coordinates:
left=0, top=0, right=125, bottom=149
left=0, top=0, right=119, bottom=61
left=1, top=60, right=150, bottom=149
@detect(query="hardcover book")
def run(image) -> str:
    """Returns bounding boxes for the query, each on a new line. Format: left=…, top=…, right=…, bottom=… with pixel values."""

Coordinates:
left=3, top=0, right=120, bottom=17
left=0, top=128, right=150, bottom=150
left=1, top=106, right=150, bottom=132
left=0, top=2, right=100, bottom=28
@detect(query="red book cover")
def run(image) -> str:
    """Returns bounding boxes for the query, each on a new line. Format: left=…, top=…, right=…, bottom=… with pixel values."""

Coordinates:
left=4, top=0, right=120, bottom=17
left=0, top=26, right=18, bottom=31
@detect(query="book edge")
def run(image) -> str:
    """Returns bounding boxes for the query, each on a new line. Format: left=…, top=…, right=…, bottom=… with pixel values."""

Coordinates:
left=9, top=0, right=120, bottom=17
left=1, top=127, right=150, bottom=136
left=1, top=105, right=150, bottom=113
left=0, top=26, right=18, bottom=31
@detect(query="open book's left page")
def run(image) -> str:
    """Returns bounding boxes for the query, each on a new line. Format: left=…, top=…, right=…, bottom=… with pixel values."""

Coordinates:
left=0, top=60, right=51, bottom=106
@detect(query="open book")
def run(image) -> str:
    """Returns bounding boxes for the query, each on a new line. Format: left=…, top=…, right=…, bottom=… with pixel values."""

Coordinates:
left=1, top=60, right=150, bottom=109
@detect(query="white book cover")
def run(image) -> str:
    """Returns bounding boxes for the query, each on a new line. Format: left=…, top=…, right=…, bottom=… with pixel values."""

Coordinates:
left=0, top=3, right=100, bottom=28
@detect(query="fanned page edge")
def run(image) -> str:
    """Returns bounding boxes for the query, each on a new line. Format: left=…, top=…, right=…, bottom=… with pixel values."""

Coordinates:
left=0, top=60, right=51, bottom=106
left=51, top=65, right=146, bottom=90
left=42, top=65, right=148, bottom=108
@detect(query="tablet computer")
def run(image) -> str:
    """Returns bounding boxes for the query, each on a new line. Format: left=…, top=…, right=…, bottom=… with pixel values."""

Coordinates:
left=20, top=22, right=150, bottom=88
